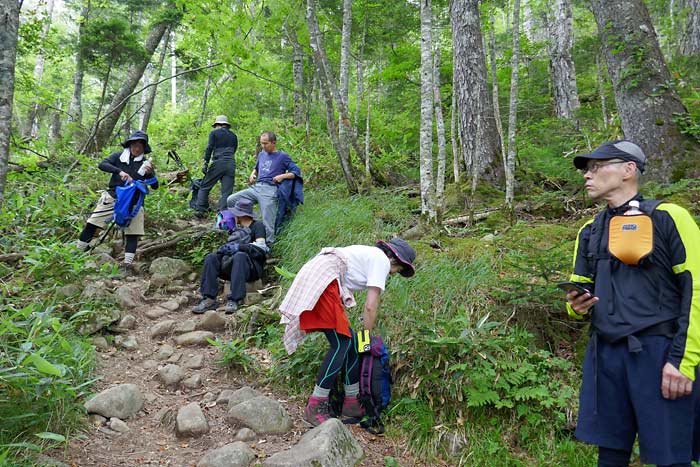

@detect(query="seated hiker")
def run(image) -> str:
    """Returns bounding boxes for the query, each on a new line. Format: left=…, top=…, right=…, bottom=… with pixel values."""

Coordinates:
left=278, top=238, right=416, bottom=427
left=193, top=199, right=268, bottom=314
left=76, top=130, right=158, bottom=273
left=226, top=131, right=299, bottom=244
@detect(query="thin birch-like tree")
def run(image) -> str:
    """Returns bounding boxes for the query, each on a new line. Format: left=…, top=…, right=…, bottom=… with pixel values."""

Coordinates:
left=505, top=0, right=521, bottom=208
left=433, top=44, right=447, bottom=214
left=420, top=0, right=436, bottom=221
left=0, top=0, right=21, bottom=212
left=547, top=0, right=580, bottom=119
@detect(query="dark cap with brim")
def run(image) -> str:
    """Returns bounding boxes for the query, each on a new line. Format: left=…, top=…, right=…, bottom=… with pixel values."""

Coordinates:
left=376, top=238, right=416, bottom=278
left=228, top=199, right=258, bottom=219
left=121, top=130, right=152, bottom=154
left=573, top=140, right=646, bottom=173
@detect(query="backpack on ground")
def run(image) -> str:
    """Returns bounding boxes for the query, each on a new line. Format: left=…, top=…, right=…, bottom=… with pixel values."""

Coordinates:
left=189, top=178, right=203, bottom=210
left=216, top=209, right=236, bottom=231
left=359, top=335, right=392, bottom=435
left=113, top=177, right=158, bottom=228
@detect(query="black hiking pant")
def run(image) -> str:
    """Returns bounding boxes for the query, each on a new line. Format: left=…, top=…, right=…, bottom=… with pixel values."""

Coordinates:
left=194, top=156, right=236, bottom=212
left=200, top=251, right=260, bottom=301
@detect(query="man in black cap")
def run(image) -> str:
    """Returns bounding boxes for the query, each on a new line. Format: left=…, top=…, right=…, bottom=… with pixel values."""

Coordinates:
left=565, top=140, right=700, bottom=467
left=193, top=199, right=268, bottom=314
left=76, top=130, right=158, bottom=273
left=193, top=115, right=238, bottom=218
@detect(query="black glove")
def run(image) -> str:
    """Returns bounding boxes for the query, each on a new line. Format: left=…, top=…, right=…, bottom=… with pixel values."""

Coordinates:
left=202, top=162, right=209, bottom=175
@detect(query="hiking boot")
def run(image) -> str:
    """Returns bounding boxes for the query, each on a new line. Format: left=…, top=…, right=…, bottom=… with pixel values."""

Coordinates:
left=304, top=396, right=331, bottom=427
left=192, top=297, right=217, bottom=314
left=341, top=395, right=365, bottom=418
left=193, top=211, right=208, bottom=220
left=118, top=262, right=135, bottom=277
left=76, top=240, right=90, bottom=252
left=224, top=300, right=239, bottom=314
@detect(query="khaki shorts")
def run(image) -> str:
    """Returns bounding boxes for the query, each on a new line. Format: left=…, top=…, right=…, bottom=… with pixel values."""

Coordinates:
left=86, top=192, right=145, bottom=235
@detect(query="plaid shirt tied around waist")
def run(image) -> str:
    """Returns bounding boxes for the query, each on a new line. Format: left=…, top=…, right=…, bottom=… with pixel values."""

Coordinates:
left=279, top=247, right=356, bottom=354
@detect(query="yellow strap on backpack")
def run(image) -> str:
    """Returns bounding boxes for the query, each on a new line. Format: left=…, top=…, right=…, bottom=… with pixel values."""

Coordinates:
left=608, top=213, right=654, bottom=265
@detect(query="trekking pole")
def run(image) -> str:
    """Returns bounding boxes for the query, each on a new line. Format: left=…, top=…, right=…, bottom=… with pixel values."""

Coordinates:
left=88, top=221, right=116, bottom=252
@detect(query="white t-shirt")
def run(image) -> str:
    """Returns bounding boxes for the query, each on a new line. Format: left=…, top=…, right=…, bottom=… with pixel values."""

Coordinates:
left=337, top=245, right=391, bottom=292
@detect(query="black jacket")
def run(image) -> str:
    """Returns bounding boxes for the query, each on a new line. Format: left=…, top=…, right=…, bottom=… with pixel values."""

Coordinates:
left=98, top=151, right=159, bottom=198
left=205, top=127, right=238, bottom=163
left=568, top=195, right=700, bottom=379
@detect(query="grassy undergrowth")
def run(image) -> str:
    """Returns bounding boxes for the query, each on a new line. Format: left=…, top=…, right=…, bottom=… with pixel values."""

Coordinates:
left=260, top=187, right=597, bottom=466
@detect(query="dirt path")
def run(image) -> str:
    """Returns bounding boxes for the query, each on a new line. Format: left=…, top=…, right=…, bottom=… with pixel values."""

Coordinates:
left=54, top=272, right=427, bottom=467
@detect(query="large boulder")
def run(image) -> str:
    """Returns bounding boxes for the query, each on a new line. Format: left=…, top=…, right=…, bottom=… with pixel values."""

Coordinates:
left=149, top=257, right=191, bottom=283
left=176, top=402, right=209, bottom=438
left=114, top=284, right=143, bottom=310
left=174, top=331, right=214, bottom=346
left=227, top=396, right=292, bottom=434
left=197, top=442, right=256, bottom=467
left=262, top=418, right=363, bottom=467
left=84, top=384, right=144, bottom=420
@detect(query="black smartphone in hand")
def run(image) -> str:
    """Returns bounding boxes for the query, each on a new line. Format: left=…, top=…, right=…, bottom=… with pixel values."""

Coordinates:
left=556, top=281, right=590, bottom=295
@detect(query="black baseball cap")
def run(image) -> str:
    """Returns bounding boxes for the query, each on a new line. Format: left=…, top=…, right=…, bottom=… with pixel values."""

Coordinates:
left=573, top=140, right=647, bottom=173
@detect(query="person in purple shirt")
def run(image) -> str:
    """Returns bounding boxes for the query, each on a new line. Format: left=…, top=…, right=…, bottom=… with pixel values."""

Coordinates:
left=226, top=131, right=297, bottom=243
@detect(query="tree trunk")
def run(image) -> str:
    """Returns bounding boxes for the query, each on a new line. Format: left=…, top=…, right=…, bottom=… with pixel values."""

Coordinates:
left=69, top=0, right=90, bottom=131
left=355, top=14, right=367, bottom=136
left=489, top=6, right=506, bottom=166
left=307, top=0, right=357, bottom=192
left=596, top=48, right=608, bottom=128
left=24, top=0, right=56, bottom=139
left=506, top=0, right=521, bottom=208
left=433, top=45, right=447, bottom=214
left=589, top=0, right=693, bottom=181
left=420, top=0, right=436, bottom=221
left=339, top=0, right=353, bottom=125
left=92, top=20, right=172, bottom=152
left=450, top=84, right=460, bottom=183
left=306, top=0, right=370, bottom=172
left=198, top=45, right=214, bottom=127
left=680, top=0, right=700, bottom=56
left=288, top=27, right=305, bottom=127
left=0, top=0, right=20, bottom=212
left=450, top=0, right=502, bottom=184
left=547, top=0, right=579, bottom=119
left=50, top=100, right=62, bottom=143
left=141, top=28, right=170, bottom=132
left=170, top=30, right=177, bottom=111
left=365, top=82, right=371, bottom=177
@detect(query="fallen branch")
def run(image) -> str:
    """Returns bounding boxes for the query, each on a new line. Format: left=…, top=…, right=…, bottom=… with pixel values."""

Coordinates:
left=444, top=209, right=500, bottom=226
left=138, top=227, right=212, bottom=259
left=0, top=253, right=25, bottom=264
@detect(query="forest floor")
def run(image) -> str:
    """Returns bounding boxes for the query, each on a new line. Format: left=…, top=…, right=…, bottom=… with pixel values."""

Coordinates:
left=48, top=227, right=436, bottom=467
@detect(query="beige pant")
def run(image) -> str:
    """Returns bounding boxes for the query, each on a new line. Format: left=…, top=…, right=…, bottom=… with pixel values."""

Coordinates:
left=86, top=192, right=145, bottom=235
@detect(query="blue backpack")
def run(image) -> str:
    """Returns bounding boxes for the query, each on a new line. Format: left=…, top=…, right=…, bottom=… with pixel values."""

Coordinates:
left=359, top=335, right=392, bottom=434
left=113, top=177, right=158, bottom=228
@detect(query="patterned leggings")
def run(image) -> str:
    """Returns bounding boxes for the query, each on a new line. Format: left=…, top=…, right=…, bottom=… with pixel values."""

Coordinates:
left=316, top=329, right=360, bottom=389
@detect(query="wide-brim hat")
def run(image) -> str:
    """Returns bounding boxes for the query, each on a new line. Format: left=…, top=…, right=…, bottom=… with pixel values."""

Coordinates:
left=121, top=130, right=152, bottom=154
left=212, top=115, right=231, bottom=127
left=573, top=140, right=646, bottom=173
left=228, top=199, right=258, bottom=219
left=376, top=238, right=416, bottom=278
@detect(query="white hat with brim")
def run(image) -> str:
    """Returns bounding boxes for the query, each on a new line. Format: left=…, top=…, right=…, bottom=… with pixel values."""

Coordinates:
left=212, top=115, right=231, bottom=127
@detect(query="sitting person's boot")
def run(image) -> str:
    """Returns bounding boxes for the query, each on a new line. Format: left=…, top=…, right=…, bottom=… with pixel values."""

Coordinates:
left=304, top=396, right=331, bottom=427
left=224, top=299, right=239, bottom=314
left=192, top=297, right=217, bottom=314
left=341, top=395, right=365, bottom=418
